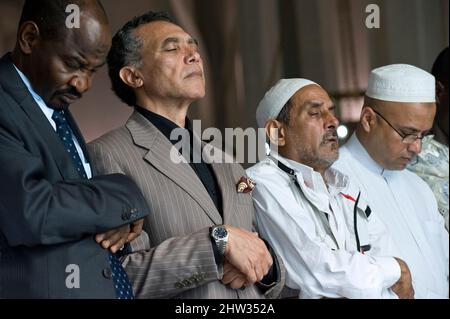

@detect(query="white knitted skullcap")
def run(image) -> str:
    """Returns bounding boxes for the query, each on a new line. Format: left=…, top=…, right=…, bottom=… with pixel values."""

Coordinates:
left=256, top=78, right=319, bottom=127
left=366, top=64, right=435, bottom=103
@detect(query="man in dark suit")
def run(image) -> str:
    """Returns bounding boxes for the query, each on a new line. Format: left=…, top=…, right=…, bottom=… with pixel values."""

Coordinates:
left=0, top=0, right=149, bottom=298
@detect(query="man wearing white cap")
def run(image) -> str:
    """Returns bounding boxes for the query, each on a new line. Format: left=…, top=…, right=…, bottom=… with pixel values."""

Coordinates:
left=333, top=64, right=449, bottom=299
left=247, top=78, right=414, bottom=299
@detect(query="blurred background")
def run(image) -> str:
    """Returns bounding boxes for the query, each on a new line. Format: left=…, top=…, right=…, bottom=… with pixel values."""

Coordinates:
left=0, top=0, right=448, bottom=146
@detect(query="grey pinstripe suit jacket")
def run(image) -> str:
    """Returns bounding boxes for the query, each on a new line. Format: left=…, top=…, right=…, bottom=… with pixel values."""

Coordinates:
left=88, top=111, right=285, bottom=299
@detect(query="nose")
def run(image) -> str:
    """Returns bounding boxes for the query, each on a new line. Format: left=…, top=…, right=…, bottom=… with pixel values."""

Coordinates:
left=325, top=111, right=339, bottom=129
left=407, top=138, right=422, bottom=155
left=185, top=47, right=201, bottom=64
left=69, top=72, right=92, bottom=94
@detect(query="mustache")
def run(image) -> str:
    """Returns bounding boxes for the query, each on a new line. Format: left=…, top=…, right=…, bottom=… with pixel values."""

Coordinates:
left=55, top=88, right=82, bottom=99
left=322, top=129, right=338, bottom=141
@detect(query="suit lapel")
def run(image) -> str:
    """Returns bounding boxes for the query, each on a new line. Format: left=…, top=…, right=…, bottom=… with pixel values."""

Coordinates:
left=0, top=54, right=80, bottom=180
left=126, top=111, right=222, bottom=225
left=206, top=148, right=240, bottom=224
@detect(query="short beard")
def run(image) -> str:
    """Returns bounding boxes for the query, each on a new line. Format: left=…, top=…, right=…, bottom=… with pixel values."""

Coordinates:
left=300, top=130, right=339, bottom=170
left=298, top=147, right=339, bottom=171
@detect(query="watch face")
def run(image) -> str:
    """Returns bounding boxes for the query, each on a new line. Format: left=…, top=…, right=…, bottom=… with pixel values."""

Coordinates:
left=213, top=227, right=227, bottom=239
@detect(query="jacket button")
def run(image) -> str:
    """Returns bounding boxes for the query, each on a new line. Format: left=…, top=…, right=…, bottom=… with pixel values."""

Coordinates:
left=175, top=282, right=184, bottom=289
left=102, top=267, right=112, bottom=279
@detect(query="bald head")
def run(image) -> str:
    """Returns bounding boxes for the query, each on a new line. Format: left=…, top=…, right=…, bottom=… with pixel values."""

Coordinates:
left=18, top=0, right=108, bottom=42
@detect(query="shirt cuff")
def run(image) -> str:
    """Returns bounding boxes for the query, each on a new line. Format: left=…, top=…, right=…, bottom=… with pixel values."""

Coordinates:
left=372, top=256, right=401, bottom=288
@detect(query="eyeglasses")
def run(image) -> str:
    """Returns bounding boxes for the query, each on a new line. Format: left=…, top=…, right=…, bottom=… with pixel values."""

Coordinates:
left=370, top=108, right=424, bottom=144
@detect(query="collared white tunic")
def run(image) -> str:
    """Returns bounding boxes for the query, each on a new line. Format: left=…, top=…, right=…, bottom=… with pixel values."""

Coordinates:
left=334, top=133, right=449, bottom=299
left=247, top=154, right=400, bottom=299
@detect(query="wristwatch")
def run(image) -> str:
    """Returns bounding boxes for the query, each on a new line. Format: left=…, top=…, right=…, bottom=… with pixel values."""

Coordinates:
left=210, top=225, right=229, bottom=261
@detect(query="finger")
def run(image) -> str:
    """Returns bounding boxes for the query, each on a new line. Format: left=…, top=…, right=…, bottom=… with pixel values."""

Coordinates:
left=127, top=220, right=144, bottom=242
left=244, top=269, right=258, bottom=285
left=95, top=233, right=106, bottom=243
left=129, top=219, right=144, bottom=235
left=110, top=236, right=128, bottom=253
left=222, top=263, right=243, bottom=283
left=127, top=231, right=139, bottom=243
left=254, top=263, right=264, bottom=283
left=222, top=262, right=235, bottom=275
left=98, top=229, right=117, bottom=242
left=104, top=227, right=129, bottom=249
left=229, top=276, right=246, bottom=290
left=263, top=254, right=274, bottom=275
left=221, top=270, right=241, bottom=285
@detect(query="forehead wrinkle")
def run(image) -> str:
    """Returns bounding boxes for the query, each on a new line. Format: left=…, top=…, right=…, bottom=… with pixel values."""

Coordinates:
left=305, top=101, right=324, bottom=108
left=162, top=37, right=180, bottom=45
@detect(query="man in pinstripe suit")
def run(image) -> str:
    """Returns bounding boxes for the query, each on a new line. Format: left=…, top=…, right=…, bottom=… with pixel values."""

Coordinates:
left=88, top=11, right=285, bottom=299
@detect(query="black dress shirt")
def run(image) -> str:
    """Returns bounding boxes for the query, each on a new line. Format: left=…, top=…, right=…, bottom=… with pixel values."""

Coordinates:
left=136, top=106, right=223, bottom=217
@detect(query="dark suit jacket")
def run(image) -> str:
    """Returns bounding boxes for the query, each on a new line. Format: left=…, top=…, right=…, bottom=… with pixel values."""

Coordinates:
left=0, top=53, right=149, bottom=298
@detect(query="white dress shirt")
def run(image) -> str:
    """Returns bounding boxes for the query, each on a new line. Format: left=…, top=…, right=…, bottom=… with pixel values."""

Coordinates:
left=247, top=153, right=401, bottom=299
left=13, top=65, right=92, bottom=178
left=334, top=133, right=449, bottom=299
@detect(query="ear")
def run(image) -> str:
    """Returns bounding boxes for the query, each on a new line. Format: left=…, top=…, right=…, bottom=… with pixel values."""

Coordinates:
left=265, top=120, right=286, bottom=147
left=119, top=66, right=143, bottom=89
left=18, top=22, right=40, bottom=55
left=360, top=106, right=376, bottom=133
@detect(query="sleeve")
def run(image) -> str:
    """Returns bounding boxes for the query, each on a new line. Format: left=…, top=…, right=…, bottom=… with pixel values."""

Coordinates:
left=122, top=228, right=222, bottom=299
left=250, top=180, right=401, bottom=299
left=88, top=140, right=222, bottom=299
left=0, top=118, right=150, bottom=247
left=256, top=237, right=286, bottom=299
left=424, top=183, right=449, bottom=284
left=367, top=210, right=403, bottom=287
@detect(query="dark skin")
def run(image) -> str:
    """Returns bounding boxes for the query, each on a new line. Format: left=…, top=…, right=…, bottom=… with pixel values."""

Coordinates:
left=392, top=258, right=415, bottom=299
left=11, top=2, right=143, bottom=253
left=12, top=7, right=110, bottom=108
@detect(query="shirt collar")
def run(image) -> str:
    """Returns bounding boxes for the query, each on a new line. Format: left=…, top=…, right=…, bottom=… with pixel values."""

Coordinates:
left=135, top=105, right=192, bottom=145
left=12, top=64, right=55, bottom=127
left=13, top=64, right=44, bottom=103
left=344, top=132, right=392, bottom=176
left=270, top=152, right=348, bottom=195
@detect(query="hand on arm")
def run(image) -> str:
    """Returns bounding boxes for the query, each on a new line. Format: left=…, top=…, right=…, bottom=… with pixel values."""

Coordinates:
left=221, top=261, right=248, bottom=289
left=96, top=219, right=145, bottom=253
left=391, top=258, right=414, bottom=299
left=223, top=226, right=273, bottom=286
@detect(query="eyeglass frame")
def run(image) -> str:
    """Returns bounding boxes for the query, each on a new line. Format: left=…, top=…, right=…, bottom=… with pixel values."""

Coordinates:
left=369, top=107, right=425, bottom=145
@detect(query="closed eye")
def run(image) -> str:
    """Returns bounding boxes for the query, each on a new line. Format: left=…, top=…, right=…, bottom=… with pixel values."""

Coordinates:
left=65, top=59, right=81, bottom=70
